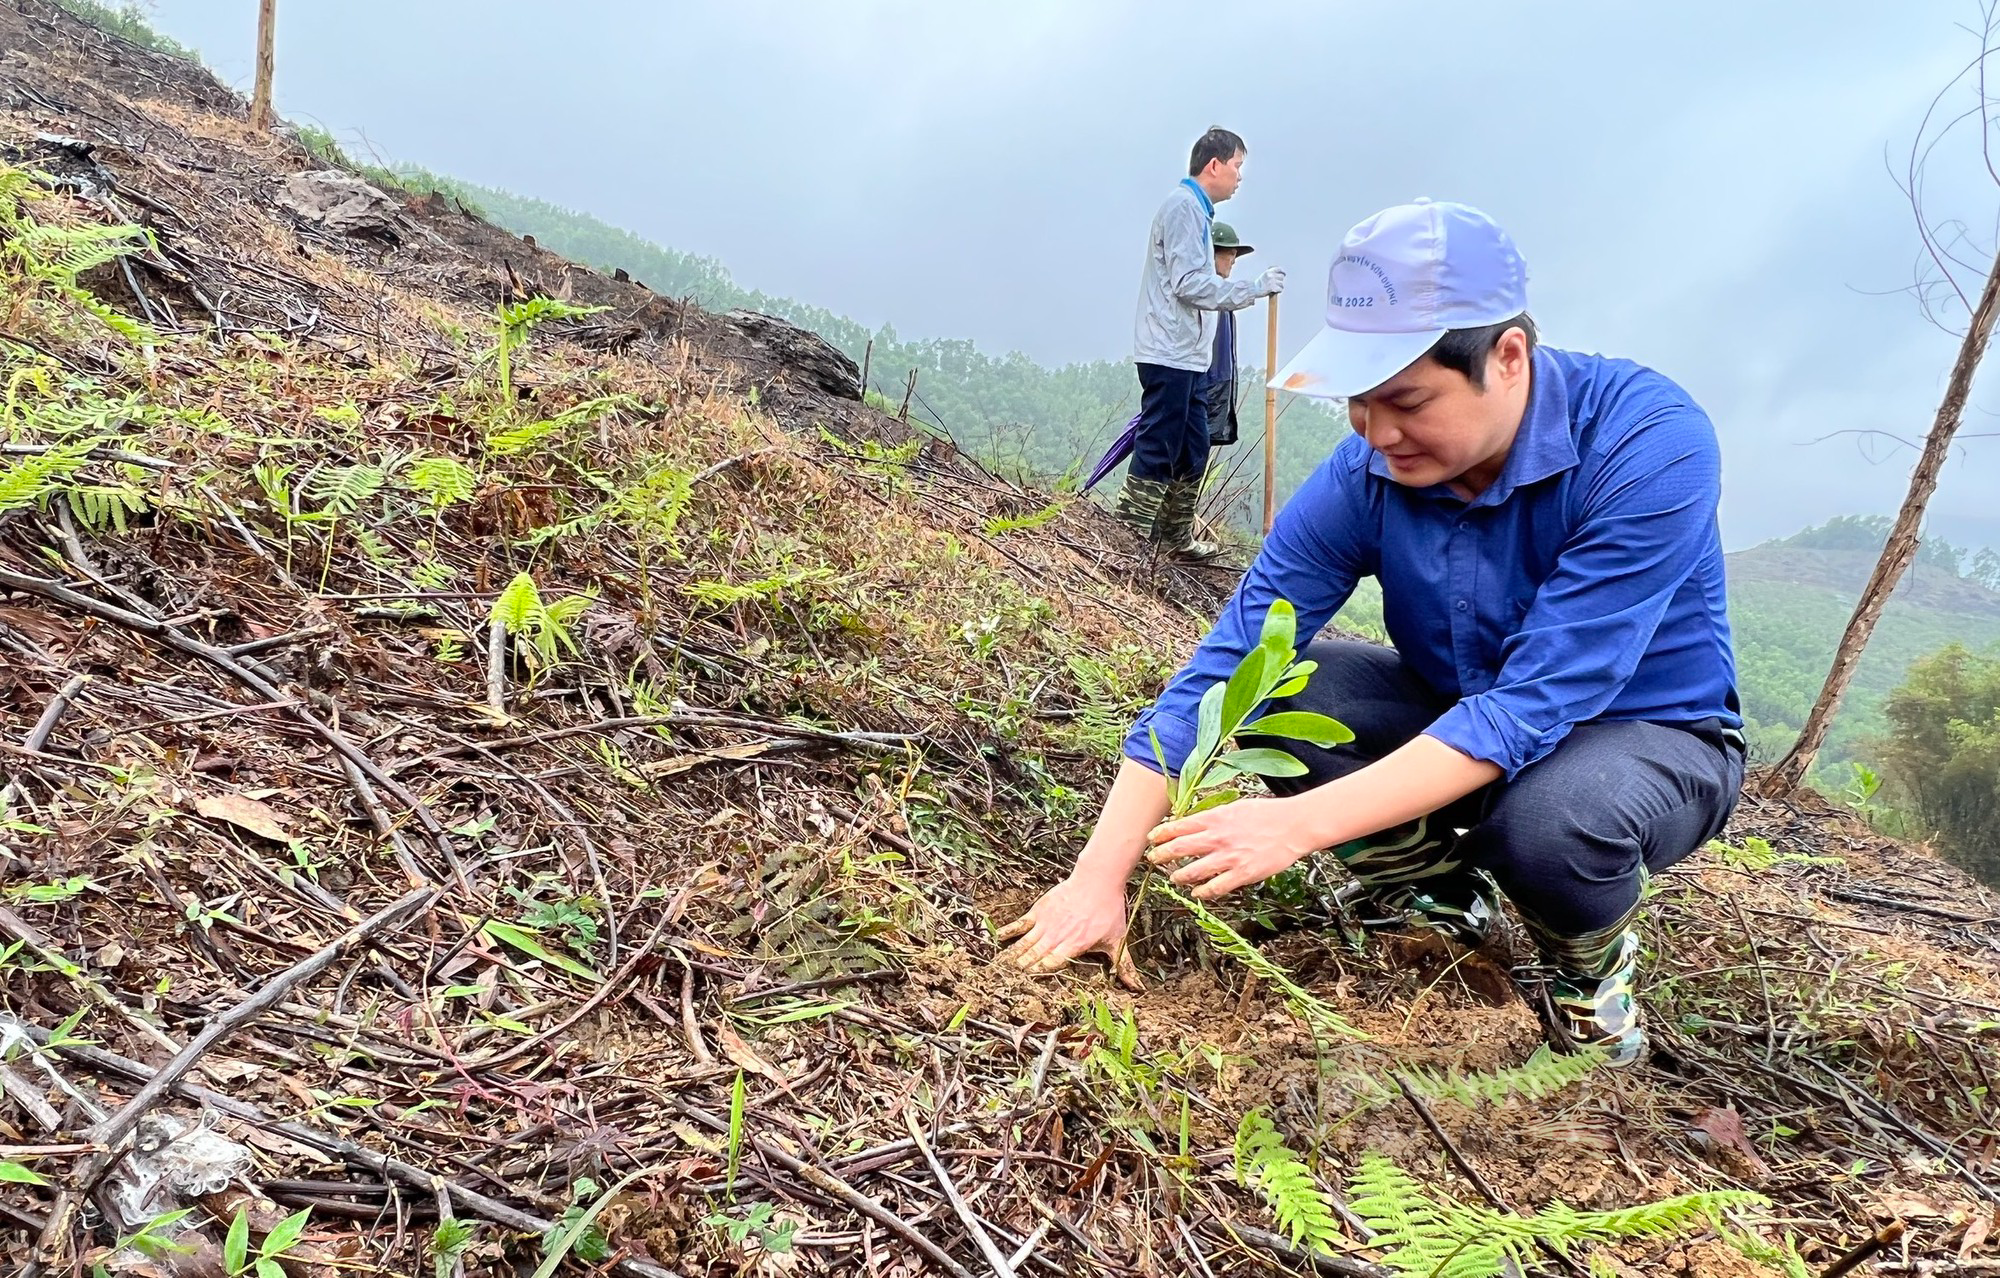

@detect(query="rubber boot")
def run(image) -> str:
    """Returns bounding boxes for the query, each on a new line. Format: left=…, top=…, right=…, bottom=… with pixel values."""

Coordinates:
left=1114, top=475, right=1171, bottom=542
left=1519, top=905, right=1646, bottom=1067
left=1161, top=479, right=1220, bottom=561
left=1327, top=816, right=1499, bottom=948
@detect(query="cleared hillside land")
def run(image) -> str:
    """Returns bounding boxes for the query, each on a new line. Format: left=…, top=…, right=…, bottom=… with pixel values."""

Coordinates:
left=0, top=5, right=1995, bottom=1276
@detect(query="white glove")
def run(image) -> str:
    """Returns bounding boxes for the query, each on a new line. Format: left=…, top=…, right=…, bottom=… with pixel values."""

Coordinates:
left=1257, top=267, right=1286, bottom=296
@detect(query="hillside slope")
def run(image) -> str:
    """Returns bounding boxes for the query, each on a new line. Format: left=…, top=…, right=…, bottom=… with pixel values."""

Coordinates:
left=359, top=155, right=1357, bottom=519
left=0, top=6, right=1995, bottom=1277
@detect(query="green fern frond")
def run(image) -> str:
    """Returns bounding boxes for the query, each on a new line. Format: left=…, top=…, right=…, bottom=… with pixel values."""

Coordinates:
left=352, top=526, right=400, bottom=570
left=1534, top=1191, right=1767, bottom=1251
left=983, top=501, right=1062, bottom=537
left=1156, top=883, right=1365, bottom=1042
left=3, top=363, right=57, bottom=429
left=1723, top=1226, right=1813, bottom=1278
left=523, top=458, right=690, bottom=548
left=1079, top=996, right=1139, bottom=1065
left=484, top=397, right=632, bottom=458
left=67, top=285, right=156, bottom=345
left=410, top=556, right=455, bottom=590
left=522, top=507, right=599, bottom=547
left=404, top=454, right=478, bottom=509
left=1348, top=1152, right=1766, bottom=1278
left=492, top=572, right=541, bottom=635
left=1062, top=653, right=1144, bottom=760
left=1346, top=1152, right=1456, bottom=1238
left=497, top=296, right=607, bottom=342
left=0, top=170, right=154, bottom=343
left=64, top=483, right=148, bottom=535
left=307, top=463, right=387, bottom=517
left=1391, top=1045, right=1607, bottom=1108
left=542, top=393, right=636, bottom=428
left=616, top=461, right=692, bottom=541
left=1234, top=1111, right=1343, bottom=1253
left=10, top=222, right=152, bottom=281
left=0, top=443, right=92, bottom=514
left=487, top=572, right=593, bottom=667
left=1704, top=836, right=1839, bottom=870
left=0, top=166, right=39, bottom=225
left=485, top=415, right=564, bottom=457
left=684, top=566, right=836, bottom=609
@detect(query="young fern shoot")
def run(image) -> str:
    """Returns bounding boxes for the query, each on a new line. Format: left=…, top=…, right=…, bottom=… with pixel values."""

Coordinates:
left=491, top=296, right=607, bottom=408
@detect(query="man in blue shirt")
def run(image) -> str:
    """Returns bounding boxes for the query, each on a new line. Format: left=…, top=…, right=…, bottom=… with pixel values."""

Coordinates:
left=1001, top=200, right=1745, bottom=1064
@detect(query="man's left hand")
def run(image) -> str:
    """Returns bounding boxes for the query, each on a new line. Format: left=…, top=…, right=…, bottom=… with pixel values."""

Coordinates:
left=1145, top=796, right=1319, bottom=899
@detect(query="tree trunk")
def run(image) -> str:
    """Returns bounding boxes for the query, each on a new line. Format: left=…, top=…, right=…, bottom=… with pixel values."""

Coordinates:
left=249, top=0, right=277, bottom=132
left=1760, top=241, right=2000, bottom=796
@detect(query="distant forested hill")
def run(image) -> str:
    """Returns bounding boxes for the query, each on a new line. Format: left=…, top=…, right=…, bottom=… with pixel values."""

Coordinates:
left=1727, top=516, right=2000, bottom=777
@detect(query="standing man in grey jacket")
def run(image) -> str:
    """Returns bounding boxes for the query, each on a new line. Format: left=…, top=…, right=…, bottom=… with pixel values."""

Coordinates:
left=1120, top=127, right=1285, bottom=559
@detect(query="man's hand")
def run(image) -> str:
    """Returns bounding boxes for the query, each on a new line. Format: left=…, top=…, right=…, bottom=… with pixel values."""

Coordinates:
left=996, top=874, right=1142, bottom=990
left=1256, top=267, right=1286, bottom=296
left=1146, top=795, right=1317, bottom=899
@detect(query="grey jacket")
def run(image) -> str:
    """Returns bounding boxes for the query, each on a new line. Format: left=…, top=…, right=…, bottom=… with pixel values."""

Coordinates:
left=1132, top=181, right=1264, bottom=371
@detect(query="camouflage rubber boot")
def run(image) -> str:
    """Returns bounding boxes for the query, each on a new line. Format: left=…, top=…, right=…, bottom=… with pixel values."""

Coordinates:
left=1113, top=475, right=1172, bottom=542
left=1327, top=816, right=1498, bottom=948
left=1520, top=908, right=1645, bottom=1067
left=1161, top=480, right=1220, bottom=561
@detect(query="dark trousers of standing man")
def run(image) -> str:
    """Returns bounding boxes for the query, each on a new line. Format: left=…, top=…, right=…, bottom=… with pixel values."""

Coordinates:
left=1250, top=641, right=1747, bottom=938
left=1130, top=363, right=1209, bottom=483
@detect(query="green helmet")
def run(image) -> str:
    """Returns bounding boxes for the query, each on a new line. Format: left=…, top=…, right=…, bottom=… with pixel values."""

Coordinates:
left=1211, top=221, right=1254, bottom=255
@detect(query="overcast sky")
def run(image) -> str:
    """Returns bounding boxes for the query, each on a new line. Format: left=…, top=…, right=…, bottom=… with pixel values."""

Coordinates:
left=143, top=0, right=1999, bottom=553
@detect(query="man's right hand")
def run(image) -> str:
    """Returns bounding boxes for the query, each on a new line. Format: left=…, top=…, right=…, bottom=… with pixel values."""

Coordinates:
left=996, top=874, right=1142, bottom=990
left=1257, top=267, right=1287, bottom=296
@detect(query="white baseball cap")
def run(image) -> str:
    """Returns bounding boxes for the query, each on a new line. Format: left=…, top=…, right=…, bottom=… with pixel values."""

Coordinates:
left=1271, top=199, right=1528, bottom=400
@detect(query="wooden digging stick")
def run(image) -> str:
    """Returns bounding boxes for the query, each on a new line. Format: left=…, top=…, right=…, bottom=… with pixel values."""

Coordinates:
left=1263, top=293, right=1280, bottom=534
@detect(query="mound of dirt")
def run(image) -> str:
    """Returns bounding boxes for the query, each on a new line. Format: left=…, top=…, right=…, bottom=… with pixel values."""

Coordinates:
left=0, top=5, right=1994, bottom=1277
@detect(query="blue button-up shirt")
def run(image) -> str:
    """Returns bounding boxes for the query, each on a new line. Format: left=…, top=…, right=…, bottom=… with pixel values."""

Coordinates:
left=1125, top=346, right=1739, bottom=781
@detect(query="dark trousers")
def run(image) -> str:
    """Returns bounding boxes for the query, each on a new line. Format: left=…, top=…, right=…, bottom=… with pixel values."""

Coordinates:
left=1130, top=362, right=1209, bottom=483
left=1256, top=641, right=1747, bottom=937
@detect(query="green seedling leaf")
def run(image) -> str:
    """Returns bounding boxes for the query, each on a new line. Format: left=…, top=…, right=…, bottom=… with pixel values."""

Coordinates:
left=1237, top=711, right=1355, bottom=747
left=481, top=920, right=602, bottom=982
left=749, top=999, right=855, bottom=1025
left=1258, top=599, right=1299, bottom=651
left=1186, top=788, right=1242, bottom=814
left=1192, top=681, right=1227, bottom=775
left=262, top=1208, right=310, bottom=1256
left=224, top=1209, right=250, bottom=1275
left=0, top=1160, right=49, bottom=1186
left=4, top=875, right=95, bottom=904
left=726, top=1070, right=747, bottom=1196
left=1194, top=762, right=1241, bottom=790
left=1219, top=645, right=1274, bottom=749
left=1268, top=658, right=1318, bottom=702
left=1216, top=748, right=1310, bottom=779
